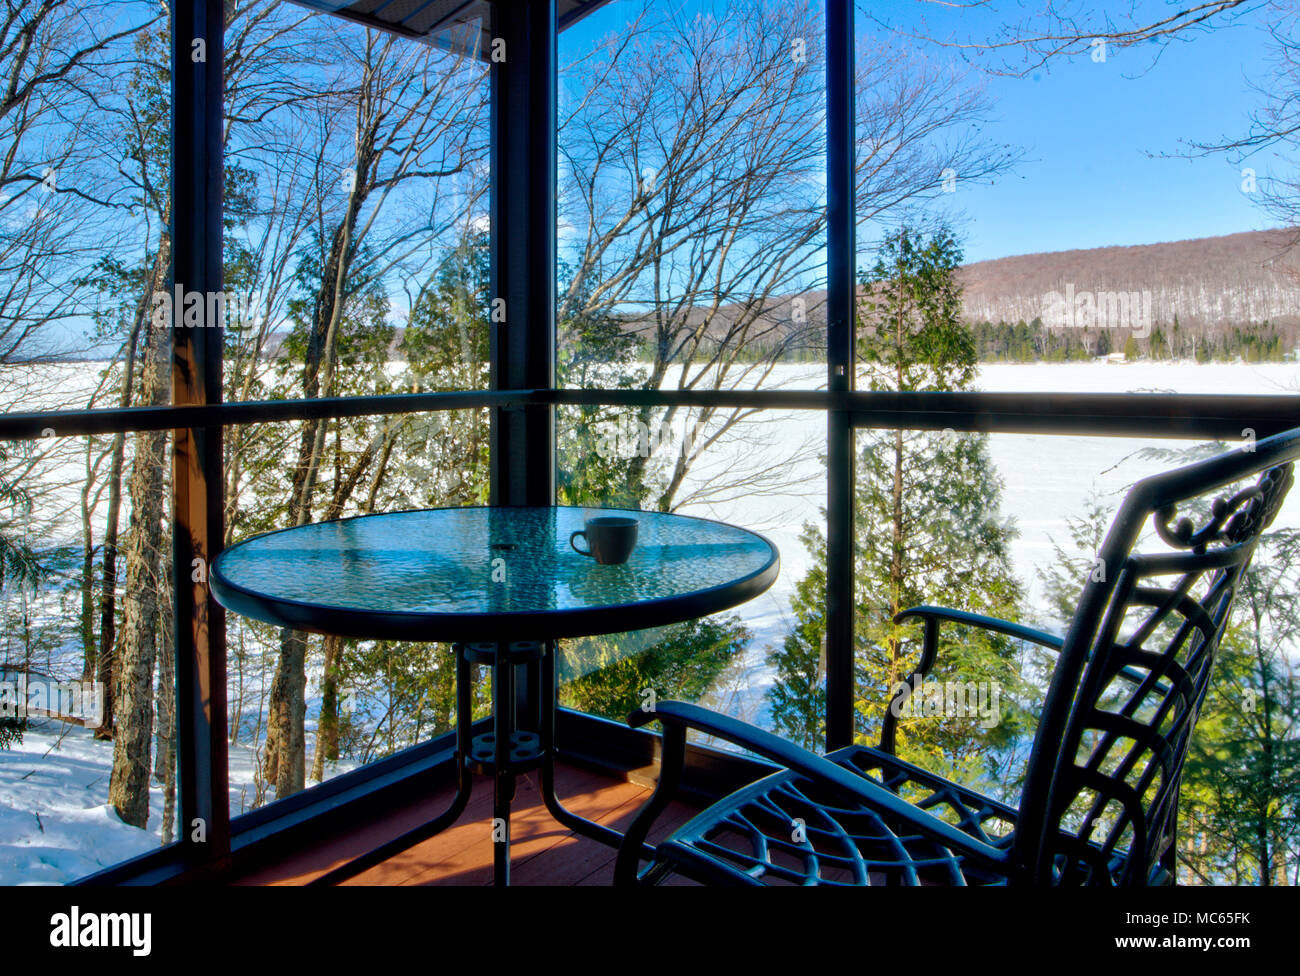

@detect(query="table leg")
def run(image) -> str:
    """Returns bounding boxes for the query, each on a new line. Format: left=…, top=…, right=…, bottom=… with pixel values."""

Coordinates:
left=308, top=649, right=475, bottom=886
left=538, top=641, right=655, bottom=859
left=492, top=646, right=514, bottom=887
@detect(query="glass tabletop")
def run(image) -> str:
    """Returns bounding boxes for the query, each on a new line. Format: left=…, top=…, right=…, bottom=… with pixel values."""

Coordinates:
left=209, top=506, right=780, bottom=642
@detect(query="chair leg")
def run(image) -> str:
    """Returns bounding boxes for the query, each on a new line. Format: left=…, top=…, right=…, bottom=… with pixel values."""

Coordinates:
left=614, top=723, right=686, bottom=885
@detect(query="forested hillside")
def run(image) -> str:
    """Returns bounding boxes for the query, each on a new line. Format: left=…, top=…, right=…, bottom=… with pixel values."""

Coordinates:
left=959, top=227, right=1300, bottom=329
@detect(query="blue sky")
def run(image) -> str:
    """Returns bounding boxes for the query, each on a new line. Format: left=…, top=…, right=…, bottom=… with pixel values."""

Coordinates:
left=887, top=2, right=1282, bottom=262
left=567, top=1, right=1285, bottom=264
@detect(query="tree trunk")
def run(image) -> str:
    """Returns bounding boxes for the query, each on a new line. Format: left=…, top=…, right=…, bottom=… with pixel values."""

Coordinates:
left=263, top=164, right=364, bottom=795
left=94, top=243, right=157, bottom=741
left=265, top=629, right=307, bottom=795
left=155, top=562, right=176, bottom=844
left=107, top=429, right=167, bottom=827
left=95, top=429, right=124, bottom=742
left=107, top=239, right=171, bottom=829
left=230, top=624, right=245, bottom=748
left=79, top=459, right=96, bottom=682
left=887, top=416, right=905, bottom=692
left=154, top=562, right=174, bottom=782
left=311, top=633, right=343, bottom=782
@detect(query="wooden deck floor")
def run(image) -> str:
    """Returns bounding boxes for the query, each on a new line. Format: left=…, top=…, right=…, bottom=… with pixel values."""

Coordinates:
left=234, top=762, right=699, bottom=886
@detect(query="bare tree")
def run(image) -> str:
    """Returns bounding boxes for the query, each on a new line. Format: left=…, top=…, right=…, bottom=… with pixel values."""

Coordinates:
left=880, top=2, right=1300, bottom=244
left=0, top=1, right=160, bottom=371
left=261, top=19, right=487, bottom=798
left=0, top=2, right=161, bottom=762
left=558, top=0, right=1017, bottom=513
left=872, top=0, right=1266, bottom=75
left=1184, top=11, right=1300, bottom=245
left=107, top=228, right=170, bottom=828
left=103, top=0, right=326, bottom=822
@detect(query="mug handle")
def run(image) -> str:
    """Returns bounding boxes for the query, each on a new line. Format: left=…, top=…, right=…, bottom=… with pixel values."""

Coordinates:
left=570, top=530, right=591, bottom=556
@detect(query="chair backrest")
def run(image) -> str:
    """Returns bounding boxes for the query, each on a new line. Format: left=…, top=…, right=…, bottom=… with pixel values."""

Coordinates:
left=1013, top=429, right=1300, bottom=885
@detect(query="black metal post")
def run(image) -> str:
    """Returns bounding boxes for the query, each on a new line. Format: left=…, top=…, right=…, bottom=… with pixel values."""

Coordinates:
left=825, top=0, right=856, bottom=751
left=487, top=0, right=558, bottom=801
left=170, top=0, right=230, bottom=866
left=489, top=0, right=557, bottom=508
left=492, top=645, right=515, bottom=886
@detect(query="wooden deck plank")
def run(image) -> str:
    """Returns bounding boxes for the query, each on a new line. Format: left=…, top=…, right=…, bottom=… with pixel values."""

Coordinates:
left=404, top=766, right=645, bottom=886
left=232, top=761, right=698, bottom=886
left=506, top=775, right=664, bottom=886
left=234, top=776, right=499, bottom=886
left=568, top=796, right=702, bottom=886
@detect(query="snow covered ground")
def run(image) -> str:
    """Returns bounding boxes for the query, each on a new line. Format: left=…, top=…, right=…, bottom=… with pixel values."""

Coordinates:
left=2, top=358, right=1297, bottom=883
left=0, top=719, right=266, bottom=884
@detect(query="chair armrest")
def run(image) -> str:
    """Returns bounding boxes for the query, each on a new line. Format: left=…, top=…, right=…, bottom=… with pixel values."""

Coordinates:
left=629, top=701, right=1011, bottom=873
left=893, top=605, right=1064, bottom=650
left=891, top=604, right=1165, bottom=712
left=881, top=605, right=1061, bottom=753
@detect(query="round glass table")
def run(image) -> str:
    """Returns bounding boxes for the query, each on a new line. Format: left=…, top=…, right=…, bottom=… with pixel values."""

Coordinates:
left=209, top=505, right=779, bottom=885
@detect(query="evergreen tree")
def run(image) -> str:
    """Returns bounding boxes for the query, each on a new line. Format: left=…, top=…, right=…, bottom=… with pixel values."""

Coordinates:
left=1181, top=530, right=1300, bottom=884
left=556, top=255, right=646, bottom=510
left=553, top=254, right=751, bottom=721
left=560, top=617, right=751, bottom=720
left=0, top=449, right=38, bottom=748
left=771, top=227, right=1028, bottom=791
left=767, top=524, right=828, bottom=748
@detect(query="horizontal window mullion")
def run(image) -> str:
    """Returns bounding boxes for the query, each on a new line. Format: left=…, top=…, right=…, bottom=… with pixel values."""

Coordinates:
left=0, top=389, right=544, bottom=440
left=3, top=387, right=1296, bottom=441
left=558, top=388, right=1300, bottom=439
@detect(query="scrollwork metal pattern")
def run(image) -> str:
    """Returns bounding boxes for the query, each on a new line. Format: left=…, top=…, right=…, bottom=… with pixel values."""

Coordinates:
left=1039, top=460, right=1294, bottom=884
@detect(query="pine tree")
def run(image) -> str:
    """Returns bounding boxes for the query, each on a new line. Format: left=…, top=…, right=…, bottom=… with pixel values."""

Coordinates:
left=768, top=524, right=828, bottom=748
left=771, top=227, right=1027, bottom=790
left=1181, top=530, right=1300, bottom=884
left=0, top=453, right=36, bottom=748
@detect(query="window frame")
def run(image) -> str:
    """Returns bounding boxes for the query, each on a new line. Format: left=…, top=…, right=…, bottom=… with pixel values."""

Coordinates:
left=0, top=0, right=1292, bottom=883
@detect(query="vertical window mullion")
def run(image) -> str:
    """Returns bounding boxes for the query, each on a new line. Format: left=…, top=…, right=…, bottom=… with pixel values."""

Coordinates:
left=170, top=0, right=231, bottom=867
left=825, top=0, right=856, bottom=752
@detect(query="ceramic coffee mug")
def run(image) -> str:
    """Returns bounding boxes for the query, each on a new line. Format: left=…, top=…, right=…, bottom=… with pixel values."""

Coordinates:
left=570, top=516, right=638, bottom=565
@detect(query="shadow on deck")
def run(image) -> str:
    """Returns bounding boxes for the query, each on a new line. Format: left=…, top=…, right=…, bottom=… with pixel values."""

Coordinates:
left=233, top=762, right=699, bottom=885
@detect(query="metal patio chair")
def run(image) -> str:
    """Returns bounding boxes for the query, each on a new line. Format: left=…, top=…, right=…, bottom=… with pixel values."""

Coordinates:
left=614, top=429, right=1300, bottom=886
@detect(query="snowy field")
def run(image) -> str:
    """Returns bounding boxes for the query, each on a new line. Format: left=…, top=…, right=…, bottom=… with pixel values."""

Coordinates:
left=2, top=358, right=1298, bottom=883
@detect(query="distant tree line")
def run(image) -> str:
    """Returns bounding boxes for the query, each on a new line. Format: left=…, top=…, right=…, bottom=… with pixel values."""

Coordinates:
left=969, top=316, right=1296, bottom=363
left=615, top=313, right=1297, bottom=366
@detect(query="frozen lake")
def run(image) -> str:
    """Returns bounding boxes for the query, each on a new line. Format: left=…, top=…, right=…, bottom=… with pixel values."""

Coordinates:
left=6, top=357, right=1299, bottom=724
